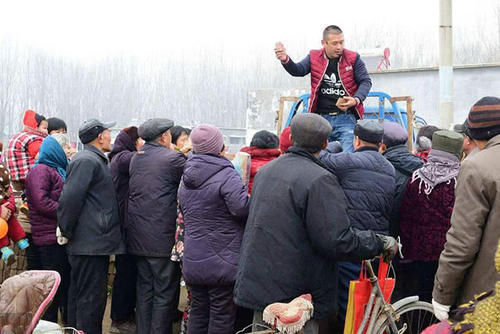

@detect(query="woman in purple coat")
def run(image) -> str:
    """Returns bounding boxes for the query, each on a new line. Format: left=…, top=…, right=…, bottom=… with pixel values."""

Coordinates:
left=108, top=126, right=141, bottom=333
left=178, top=125, right=250, bottom=334
left=399, top=130, right=464, bottom=303
left=25, top=133, right=70, bottom=323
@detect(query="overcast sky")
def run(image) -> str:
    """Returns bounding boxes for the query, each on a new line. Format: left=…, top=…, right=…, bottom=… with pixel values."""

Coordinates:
left=1, top=0, right=498, bottom=65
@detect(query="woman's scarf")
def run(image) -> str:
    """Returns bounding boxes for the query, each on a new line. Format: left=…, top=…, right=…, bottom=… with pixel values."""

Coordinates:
left=34, top=136, right=68, bottom=180
left=411, top=149, right=460, bottom=195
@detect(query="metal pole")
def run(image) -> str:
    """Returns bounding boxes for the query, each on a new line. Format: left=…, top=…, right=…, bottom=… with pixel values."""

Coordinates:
left=439, top=0, right=454, bottom=129
left=407, top=98, right=413, bottom=152
left=277, top=97, right=285, bottom=136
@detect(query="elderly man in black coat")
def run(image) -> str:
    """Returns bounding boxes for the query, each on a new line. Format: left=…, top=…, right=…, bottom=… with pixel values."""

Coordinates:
left=234, top=113, right=397, bottom=334
left=58, top=119, right=126, bottom=334
left=127, top=118, right=187, bottom=334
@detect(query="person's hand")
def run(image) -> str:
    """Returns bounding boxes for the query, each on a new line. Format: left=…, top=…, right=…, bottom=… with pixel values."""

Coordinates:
left=56, top=226, right=69, bottom=245
left=337, top=96, right=359, bottom=111
left=376, top=234, right=399, bottom=263
left=0, top=203, right=12, bottom=221
left=274, top=42, right=288, bottom=62
left=180, top=142, right=192, bottom=155
left=432, top=299, right=451, bottom=321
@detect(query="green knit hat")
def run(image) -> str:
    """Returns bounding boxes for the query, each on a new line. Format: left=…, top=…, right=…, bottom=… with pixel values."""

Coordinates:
left=431, top=130, right=464, bottom=160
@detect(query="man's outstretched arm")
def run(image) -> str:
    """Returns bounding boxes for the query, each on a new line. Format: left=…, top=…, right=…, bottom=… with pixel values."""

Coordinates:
left=275, top=42, right=311, bottom=77
left=282, top=55, right=311, bottom=77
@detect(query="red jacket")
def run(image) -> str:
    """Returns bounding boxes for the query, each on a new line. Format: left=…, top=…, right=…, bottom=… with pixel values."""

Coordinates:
left=0, top=195, right=26, bottom=248
left=309, top=48, right=365, bottom=118
left=239, top=147, right=281, bottom=194
left=6, top=110, right=46, bottom=182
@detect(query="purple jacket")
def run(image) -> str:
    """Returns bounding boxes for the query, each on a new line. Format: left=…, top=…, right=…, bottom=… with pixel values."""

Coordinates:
left=399, top=179, right=456, bottom=261
left=25, top=164, right=64, bottom=245
left=109, top=131, right=136, bottom=226
left=178, top=154, right=249, bottom=286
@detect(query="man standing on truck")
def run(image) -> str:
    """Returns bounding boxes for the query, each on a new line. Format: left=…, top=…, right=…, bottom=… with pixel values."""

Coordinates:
left=275, top=25, right=372, bottom=152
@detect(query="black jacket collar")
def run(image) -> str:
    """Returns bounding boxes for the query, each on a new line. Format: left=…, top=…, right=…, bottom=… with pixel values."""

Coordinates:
left=84, top=144, right=109, bottom=164
left=288, top=146, right=334, bottom=174
left=355, top=146, right=379, bottom=153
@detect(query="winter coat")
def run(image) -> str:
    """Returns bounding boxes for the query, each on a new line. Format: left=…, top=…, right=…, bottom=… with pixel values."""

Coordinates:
left=178, top=154, right=249, bottom=286
left=234, top=146, right=384, bottom=319
left=433, top=134, right=500, bottom=306
left=127, top=142, right=186, bottom=257
left=319, top=146, right=395, bottom=235
left=382, top=145, right=423, bottom=237
left=109, top=131, right=136, bottom=227
left=25, top=136, right=68, bottom=246
left=282, top=48, right=371, bottom=117
left=0, top=197, right=25, bottom=248
left=399, top=178, right=456, bottom=261
left=57, top=144, right=125, bottom=255
left=239, top=146, right=281, bottom=194
left=6, top=110, right=47, bottom=182
left=25, top=165, right=64, bottom=245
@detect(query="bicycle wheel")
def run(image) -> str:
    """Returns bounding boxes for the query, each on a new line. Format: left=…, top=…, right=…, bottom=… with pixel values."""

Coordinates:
left=374, top=301, right=439, bottom=334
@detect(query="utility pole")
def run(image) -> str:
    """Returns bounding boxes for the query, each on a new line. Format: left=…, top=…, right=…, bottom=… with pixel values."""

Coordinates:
left=439, top=0, right=453, bottom=129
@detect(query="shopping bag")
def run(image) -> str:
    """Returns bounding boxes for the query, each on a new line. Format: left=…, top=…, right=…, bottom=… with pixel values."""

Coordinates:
left=343, top=260, right=395, bottom=334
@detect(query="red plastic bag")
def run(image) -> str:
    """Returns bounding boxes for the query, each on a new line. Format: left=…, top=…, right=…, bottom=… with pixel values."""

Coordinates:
left=344, top=260, right=395, bottom=334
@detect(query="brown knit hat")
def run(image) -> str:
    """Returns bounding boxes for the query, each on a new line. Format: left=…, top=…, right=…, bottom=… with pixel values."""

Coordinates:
left=466, top=96, right=500, bottom=140
left=123, top=126, right=139, bottom=143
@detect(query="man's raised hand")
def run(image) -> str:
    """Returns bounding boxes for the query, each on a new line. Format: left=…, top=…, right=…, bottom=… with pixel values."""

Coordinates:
left=274, top=42, right=288, bottom=62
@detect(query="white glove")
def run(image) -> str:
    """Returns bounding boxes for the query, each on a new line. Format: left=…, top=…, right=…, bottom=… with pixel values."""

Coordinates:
left=56, top=227, right=69, bottom=246
left=432, top=299, right=451, bottom=321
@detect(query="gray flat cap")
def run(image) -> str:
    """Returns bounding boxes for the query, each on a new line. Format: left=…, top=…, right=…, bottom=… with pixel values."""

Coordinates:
left=382, top=121, right=408, bottom=148
left=138, top=118, right=174, bottom=141
left=291, top=113, right=332, bottom=151
left=453, top=120, right=471, bottom=138
left=354, top=119, right=384, bottom=144
left=79, top=119, right=116, bottom=144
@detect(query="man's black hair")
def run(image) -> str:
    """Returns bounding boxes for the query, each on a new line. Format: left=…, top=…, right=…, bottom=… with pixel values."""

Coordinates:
left=323, top=25, right=343, bottom=40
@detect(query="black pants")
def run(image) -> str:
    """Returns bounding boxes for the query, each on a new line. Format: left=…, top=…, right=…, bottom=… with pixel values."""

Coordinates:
left=38, top=244, right=71, bottom=324
left=392, top=259, right=419, bottom=301
left=188, top=284, right=237, bottom=334
left=111, top=253, right=137, bottom=321
left=68, top=255, right=109, bottom=334
left=415, top=261, right=439, bottom=303
left=26, top=233, right=42, bottom=270
left=136, top=256, right=180, bottom=334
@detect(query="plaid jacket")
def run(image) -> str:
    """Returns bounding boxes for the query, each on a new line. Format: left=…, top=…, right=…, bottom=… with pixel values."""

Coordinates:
left=7, top=131, right=42, bottom=182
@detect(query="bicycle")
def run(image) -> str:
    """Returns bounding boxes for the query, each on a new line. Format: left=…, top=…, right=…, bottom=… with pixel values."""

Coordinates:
left=355, top=258, right=438, bottom=334
left=242, top=258, right=439, bottom=334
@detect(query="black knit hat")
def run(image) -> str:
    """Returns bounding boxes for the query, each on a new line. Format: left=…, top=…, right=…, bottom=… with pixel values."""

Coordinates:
left=250, top=130, right=279, bottom=149
left=466, top=96, right=500, bottom=140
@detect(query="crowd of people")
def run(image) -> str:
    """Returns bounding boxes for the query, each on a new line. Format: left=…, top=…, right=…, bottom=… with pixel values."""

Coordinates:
left=0, top=24, right=498, bottom=334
